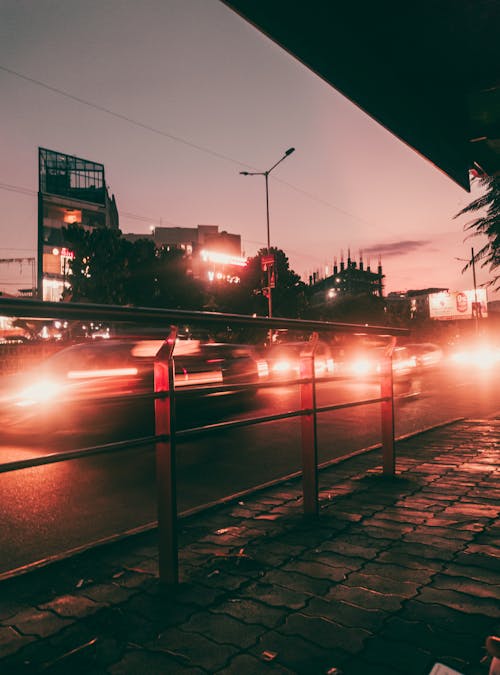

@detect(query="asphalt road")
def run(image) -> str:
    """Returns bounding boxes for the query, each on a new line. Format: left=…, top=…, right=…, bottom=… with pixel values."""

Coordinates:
left=1, top=366, right=499, bottom=577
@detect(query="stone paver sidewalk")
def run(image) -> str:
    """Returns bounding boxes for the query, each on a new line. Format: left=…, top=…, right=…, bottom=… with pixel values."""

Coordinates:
left=0, top=419, right=499, bottom=674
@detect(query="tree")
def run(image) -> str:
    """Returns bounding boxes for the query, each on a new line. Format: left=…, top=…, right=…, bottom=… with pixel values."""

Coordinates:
left=454, top=175, right=500, bottom=289
left=155, top=247, right=205, bottom=310
left=62, top=224, right=131, bottom=304
left=237, top=247, right=307, bottom=318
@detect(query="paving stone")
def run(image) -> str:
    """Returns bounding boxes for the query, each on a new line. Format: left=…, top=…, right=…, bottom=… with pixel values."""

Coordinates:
left=108, top=647, right=205, bottom=674
left=280, top=560, right=348, bottom=584
left=81, top=582, right=136, bottom=605
left=80, top=605, right=157, bottom=644
left=430, top=574, right=500, bottom=600
left=218, top=653, right=294, bottom=674
left=123, top=592, right=195, bottom=627
left=401, top=599, right=495, bottom=637
left=240, top=581, right=309, bottom=610
left=162, top=581, right=225, bottom=607
left=244, top=541, right=305, bottom=566
left=9, top=607, right=73, bottom=638
left=345, top=656, right=407, bottom=675
left=325, top=584, right=404, bottom=612
left=361, top=517, right=415, bottom=534
left=152, top=626, right=238, bottom=670
left=374, top=549, right=444, bottom=572
left=441, top=562, right=500, bottom=585
left=279, top=612, right=370, bottom=653
left=344, top=571, right=420, bottom=598
left=0, top=599, right=27, bottom=622
left=302, top=596, right=386, bottom=632
left=38, top=594, right=103, bottom=619
left=251, top=629, right=348, bottom=674
left=407, top=524, right=475, bottom=541
left=417, top=586, right=500, bottom=617
left=304, top=547, right=366, bottom=571
left=0, top=625, right=35, bottom=658
left=385, top=541, right=456, bottom=561
left=464, top=543, right=500, bottom=557
left=453, top=551, right=500, bottom=572
left=198, top=568, right=249, bottom=591
left=380, top=616, right=486, bottom=663
left=322, top=536, right=386, bottom=559
left=259, top=568, right=332, bottom=596
left=213, top=598, right=286, bottom=628
left=360, top=561, right=434, bottom=584
left=360, top=635, right=432, bottom=674
left=442, top=505, right=500, bottom=518
left=182, top=610, right=265, bottom=648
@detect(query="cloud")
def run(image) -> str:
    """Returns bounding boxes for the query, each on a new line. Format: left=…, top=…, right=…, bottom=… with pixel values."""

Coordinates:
left=363, top=240, right=431, bottom=258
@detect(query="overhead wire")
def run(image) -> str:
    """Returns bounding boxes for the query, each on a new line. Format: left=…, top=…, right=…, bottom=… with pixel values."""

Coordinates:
left=0, top=64, right=382, bottom=230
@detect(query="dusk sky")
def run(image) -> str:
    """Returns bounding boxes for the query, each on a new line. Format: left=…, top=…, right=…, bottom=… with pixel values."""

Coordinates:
left=0, top=0, right=494, bottom=299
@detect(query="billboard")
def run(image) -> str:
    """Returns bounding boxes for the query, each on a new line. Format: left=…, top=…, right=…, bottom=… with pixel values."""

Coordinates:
left=428, top=289, right=488, bottom=320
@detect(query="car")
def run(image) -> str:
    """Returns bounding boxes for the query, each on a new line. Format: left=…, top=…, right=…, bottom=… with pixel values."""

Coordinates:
left=260, top=340, right=335, bottom=381
left=405, top=342, right=443, bottom=368
left=0, top=338, right=262, bottom=441
left=340, top=345, right=417, bottom=382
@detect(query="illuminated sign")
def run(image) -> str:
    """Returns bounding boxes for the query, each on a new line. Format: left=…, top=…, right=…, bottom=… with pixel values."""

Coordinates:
left=200, top=250, right=247, bottom=267
left=428, top=289, right=488, bottom=320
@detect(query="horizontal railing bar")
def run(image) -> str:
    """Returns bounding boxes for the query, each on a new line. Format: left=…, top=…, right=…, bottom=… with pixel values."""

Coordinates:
left=0, top=297, right=409, bottom=336
left=315, top=396, right=388, bottom=414
left=0, top=434, right=158, bottom=474
left=176, top=407, right=311, bottom=439
left=0, top=393, right=390, bottom=475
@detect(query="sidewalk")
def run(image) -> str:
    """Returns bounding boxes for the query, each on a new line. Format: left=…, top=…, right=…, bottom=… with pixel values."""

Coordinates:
left=0, top=419, right=499, bottom=675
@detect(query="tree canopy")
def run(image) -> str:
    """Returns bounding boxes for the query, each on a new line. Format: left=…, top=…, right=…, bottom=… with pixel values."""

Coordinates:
left=455, top=175, right=500, bottom=289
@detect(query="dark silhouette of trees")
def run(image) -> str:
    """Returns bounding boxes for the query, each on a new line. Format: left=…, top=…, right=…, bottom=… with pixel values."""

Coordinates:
left=455, top=175, right=500, bottom=289
left=61, top=226, right=307, bottom=319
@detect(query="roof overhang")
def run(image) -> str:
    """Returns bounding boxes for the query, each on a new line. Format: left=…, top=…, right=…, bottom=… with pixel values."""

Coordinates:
left=222, top=1, right=500, bottom=191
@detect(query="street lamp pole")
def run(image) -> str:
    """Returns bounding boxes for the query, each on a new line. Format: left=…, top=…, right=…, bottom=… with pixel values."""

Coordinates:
left=240, top=147, right=295, bottom=318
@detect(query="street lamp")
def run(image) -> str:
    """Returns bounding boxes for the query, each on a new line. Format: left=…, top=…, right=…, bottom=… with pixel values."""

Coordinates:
left=240, top=147, right=295, bottom=318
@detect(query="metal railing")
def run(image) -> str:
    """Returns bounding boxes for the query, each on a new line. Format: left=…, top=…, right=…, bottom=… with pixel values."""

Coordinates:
left=0, top=297, right=408, bottom=584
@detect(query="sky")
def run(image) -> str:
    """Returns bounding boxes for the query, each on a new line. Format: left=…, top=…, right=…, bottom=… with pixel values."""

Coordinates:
left=0, top=0, right=494, bottom=300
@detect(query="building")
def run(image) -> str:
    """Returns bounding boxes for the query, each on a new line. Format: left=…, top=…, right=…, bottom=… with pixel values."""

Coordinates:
left=37, top=147, right=119, bottom=301
left=309, top=253, right=384, bottom=308
left=123, top=224, right=247, bottom=285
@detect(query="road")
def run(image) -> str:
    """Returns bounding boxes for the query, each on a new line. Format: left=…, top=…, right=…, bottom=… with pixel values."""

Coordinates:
left=0, top=365, right=499, bottom=577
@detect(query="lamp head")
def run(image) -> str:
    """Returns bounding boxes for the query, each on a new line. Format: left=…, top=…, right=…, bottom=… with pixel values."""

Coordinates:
left=285, top=147, right=295, bottom=156
left=240, top=171, right=250, bottom=175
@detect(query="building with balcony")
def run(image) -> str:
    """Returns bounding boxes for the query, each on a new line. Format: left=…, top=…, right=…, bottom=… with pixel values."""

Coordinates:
left=37, top=147, right=119, bottom=301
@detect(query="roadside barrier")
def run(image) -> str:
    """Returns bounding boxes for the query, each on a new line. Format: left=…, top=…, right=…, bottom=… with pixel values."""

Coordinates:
left=0, top=297, right=408, bottom=584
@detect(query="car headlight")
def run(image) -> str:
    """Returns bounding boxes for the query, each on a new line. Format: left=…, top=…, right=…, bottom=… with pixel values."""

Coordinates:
left=14, top=379, right=65, bottom=407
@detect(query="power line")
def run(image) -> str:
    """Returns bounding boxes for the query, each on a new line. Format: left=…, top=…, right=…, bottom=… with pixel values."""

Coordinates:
left=0, top=181, right=36, bottom=197
left=0, top=64, right=253, bottom=170
left=0, top=64, right=384, bottom=229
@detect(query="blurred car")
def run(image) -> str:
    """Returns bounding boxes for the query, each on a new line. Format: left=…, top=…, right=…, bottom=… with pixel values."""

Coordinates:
left=0, top=338, right=262, bottom=440
left=342, top=345, right=417, bottom=381
left=261, top=340, right=335, bottom=381
left=449, top=341, right=500, bottom=370
left=405, top=343, right=443, bottom=368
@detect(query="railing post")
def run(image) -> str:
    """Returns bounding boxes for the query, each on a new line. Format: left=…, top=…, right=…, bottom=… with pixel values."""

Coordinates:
left=381, top=337, right=396, bottom=475
left=300, top=332, right=319, bottom=516
left=154, top=326, right=178, bottom=585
